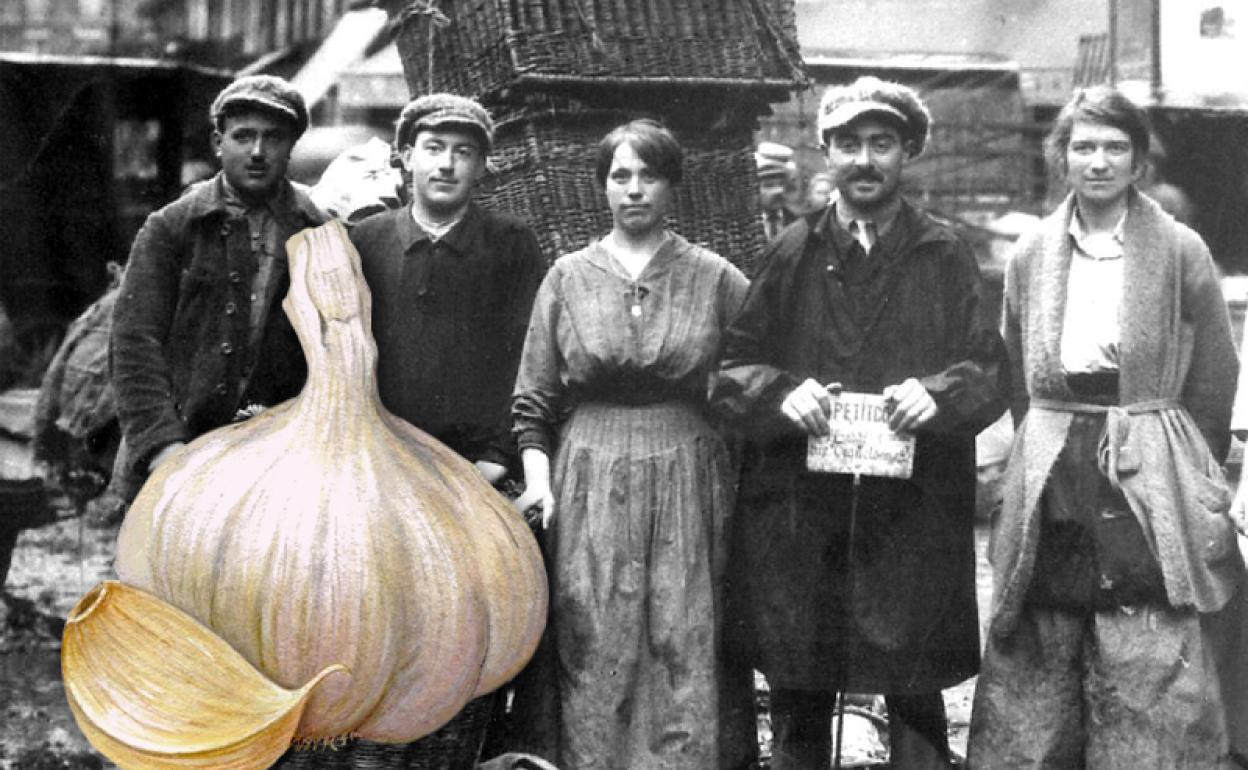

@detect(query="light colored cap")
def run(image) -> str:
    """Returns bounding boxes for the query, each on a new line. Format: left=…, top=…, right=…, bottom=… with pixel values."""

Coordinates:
left=756, top=141, right=796, bottom=179
left=817, top=100, right=908, bottom=136
left=815, top=76, right=932, bottom=156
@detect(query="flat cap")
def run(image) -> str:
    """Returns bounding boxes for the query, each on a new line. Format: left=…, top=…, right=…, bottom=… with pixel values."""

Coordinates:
left=394, top=93, right=495, bottom=154
left=817, top=76, right=931, bottom=157
left=756, top=141, right=796, bottom=179
left=210, top=75, right=309, bottom=138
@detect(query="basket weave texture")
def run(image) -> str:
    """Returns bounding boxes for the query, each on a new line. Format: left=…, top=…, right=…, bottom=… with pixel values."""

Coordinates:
left=478, top=104, right=768, bottom=275
left=388, top=0, right=803, bottom=97
left=269, top=694, right=494, bottom=770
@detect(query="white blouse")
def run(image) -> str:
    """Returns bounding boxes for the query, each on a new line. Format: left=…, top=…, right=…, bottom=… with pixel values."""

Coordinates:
left=1060, top=212, right=1126, bottom=374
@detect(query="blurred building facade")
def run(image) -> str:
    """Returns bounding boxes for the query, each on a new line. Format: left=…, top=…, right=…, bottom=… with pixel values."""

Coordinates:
left=0, top=0, right=350, bottom=67
left=762, top=0, right=1110, bottom=223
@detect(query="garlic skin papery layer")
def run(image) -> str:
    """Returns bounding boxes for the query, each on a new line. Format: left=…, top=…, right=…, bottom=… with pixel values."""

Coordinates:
left=62, top=580, right=343, bottom=770
left=114, top=219, right=548, bottom=743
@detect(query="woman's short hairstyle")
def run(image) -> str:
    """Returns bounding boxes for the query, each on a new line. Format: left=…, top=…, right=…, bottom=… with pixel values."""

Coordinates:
left=1044, top=86, right=1151, bottom=176
left=595, top=119, right=683, bottom=188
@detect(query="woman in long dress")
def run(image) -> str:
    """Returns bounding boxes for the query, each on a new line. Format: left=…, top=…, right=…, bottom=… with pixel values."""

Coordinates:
left=512, top=119, right=753, bottom=769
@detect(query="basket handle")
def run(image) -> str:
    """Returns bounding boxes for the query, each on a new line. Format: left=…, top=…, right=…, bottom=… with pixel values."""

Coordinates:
left=392, top=0, right=452, bottom=93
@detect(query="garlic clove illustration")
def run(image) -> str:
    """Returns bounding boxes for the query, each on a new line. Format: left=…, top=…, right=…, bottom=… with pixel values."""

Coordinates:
left=62, top=580, right=344, bottom=770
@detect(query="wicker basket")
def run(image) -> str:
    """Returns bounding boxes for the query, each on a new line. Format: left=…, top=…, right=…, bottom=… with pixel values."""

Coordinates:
left=478, top=100, right=769, bottom=275
left=270, top=694, right=495, bottom=770
left=386, top=0, right=805, bottom=99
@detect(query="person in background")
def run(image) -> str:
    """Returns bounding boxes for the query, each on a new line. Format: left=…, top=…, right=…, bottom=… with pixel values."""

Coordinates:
left=712, top=76, right=1007, bottom=769
left=969, top=85, right=1242, bottom=768
left=757, top=140, right=800, bottom=240
left=805, top=171, right=835, bottom=213
left=512, top=118, right=754, bottom=768
left=349, top=93, right=545, bottom=486
left=111, top=75, right=326, bottom=496
left=1138, top=133, right=1197, bottom=225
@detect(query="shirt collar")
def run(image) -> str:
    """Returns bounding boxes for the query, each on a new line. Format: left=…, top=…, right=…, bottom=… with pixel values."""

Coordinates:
left=397, top=201, right=484, bottom=256
left=1069, top=208, right=1127, bottom=260
left=220, top=176, right=279, bottom=217
left=833, top=200, right=898, bottom=240
left=410, top=202, right=469, bottom=241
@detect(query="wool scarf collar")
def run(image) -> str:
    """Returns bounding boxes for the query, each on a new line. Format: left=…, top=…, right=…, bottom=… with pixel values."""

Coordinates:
left=1024, top=188, right=1181, bottom=406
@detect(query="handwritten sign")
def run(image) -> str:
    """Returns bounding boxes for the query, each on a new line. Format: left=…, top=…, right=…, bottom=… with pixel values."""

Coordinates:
left=806, top=392, right=915, bottom=478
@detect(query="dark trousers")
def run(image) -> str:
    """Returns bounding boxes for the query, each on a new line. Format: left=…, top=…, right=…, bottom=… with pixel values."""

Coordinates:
left=770, top=688, right=952, bottom=770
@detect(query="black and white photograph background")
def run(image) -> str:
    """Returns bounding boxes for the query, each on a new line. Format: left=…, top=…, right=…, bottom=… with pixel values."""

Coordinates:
left=2, top=1, right=1248, bottom=768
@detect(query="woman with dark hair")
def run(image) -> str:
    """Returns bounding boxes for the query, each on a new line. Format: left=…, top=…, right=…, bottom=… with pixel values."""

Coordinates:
left=968, top=86, right=1243, bottom=766
left=511, top=118, right=753, bottom=768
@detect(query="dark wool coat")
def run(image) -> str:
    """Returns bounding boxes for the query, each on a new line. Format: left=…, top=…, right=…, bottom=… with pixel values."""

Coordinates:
left=989, top=190, right=1242, bottom=641
left=711, top=200, right=1008, bottom=693
left=111, top=175, right=326, bottom=491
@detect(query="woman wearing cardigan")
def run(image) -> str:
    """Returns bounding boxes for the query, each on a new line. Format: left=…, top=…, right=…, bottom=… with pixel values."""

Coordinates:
left=968, top=87, right=1243, bottom=767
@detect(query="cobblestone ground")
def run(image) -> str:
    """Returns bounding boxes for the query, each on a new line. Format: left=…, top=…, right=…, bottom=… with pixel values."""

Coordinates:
left=0, top=512, right=996, bottom=770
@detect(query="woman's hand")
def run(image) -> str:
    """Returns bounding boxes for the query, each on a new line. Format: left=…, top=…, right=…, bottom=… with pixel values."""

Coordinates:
left=515, top=448, right=555, bottom=529
left=474, top=460, right=507, bottom=486
left=514, top=482, right=555, bottom=529
left=781, top=379, right=842, bottom=436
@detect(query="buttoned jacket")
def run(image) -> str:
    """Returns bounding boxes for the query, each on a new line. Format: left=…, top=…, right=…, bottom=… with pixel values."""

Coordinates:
left=111, top=174, right=326, bottom=488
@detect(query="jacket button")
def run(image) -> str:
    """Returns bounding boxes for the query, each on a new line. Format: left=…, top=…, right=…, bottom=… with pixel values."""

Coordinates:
left=229, top=270, right=242, bottom=284
left=225, top=301, right=237, bottom=315
left=215, top=382, right=228, bottom=395
left=220, top=224, right=231, bottom=236
left=220, top=341, right=234, bottom=355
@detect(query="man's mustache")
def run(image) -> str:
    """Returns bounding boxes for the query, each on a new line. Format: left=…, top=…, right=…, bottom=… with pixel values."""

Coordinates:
left=846, top=168, right=884, bottom=183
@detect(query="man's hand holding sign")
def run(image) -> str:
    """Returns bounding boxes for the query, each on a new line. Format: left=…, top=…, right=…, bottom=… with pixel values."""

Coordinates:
left=782, top=377, right=933, bottom=479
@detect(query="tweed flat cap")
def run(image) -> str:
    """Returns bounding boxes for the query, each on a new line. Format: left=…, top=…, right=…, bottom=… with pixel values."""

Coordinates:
left=393, top=93, right=495, bottom=153
left=210, top=75, right=309, bottom=138
left=817, top=76, right=931, bottom=157
left=756, top=141, right=796, bottom=179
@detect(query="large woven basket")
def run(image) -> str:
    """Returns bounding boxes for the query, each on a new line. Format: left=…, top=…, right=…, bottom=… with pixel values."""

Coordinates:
left=270, top=694, right=495, bottom=770
left=385, top=0, right=805, bottom=99
left=478, top=98, right=769, bottom=275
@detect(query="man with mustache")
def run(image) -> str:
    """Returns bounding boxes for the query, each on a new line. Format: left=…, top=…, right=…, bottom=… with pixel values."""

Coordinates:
left=112, top=75, right=327, bottom=495
left=348, top=93, right=544, bottom=487
left=712, top=76, right=1007, bottom=768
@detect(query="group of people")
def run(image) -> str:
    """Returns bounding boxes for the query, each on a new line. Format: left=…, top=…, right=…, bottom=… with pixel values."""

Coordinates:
left=105, top=69, right=1246, bottom=770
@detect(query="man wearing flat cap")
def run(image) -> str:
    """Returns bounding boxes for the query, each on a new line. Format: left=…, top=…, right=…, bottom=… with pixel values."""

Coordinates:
left=712, top=76, right=1007, bottom=768
left=757, top=140, right=800, bottom=240
left=112, top=74, right=327, bottom=494
left=348, top=93, right=544, bottom=486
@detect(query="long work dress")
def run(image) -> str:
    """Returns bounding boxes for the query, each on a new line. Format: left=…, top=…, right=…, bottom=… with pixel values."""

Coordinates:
left=513, top=234, right=749, bottom=769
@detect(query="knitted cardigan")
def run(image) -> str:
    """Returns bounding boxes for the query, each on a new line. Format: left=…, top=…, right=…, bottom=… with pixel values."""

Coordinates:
left=988, top=189, right=1242, bottom=640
